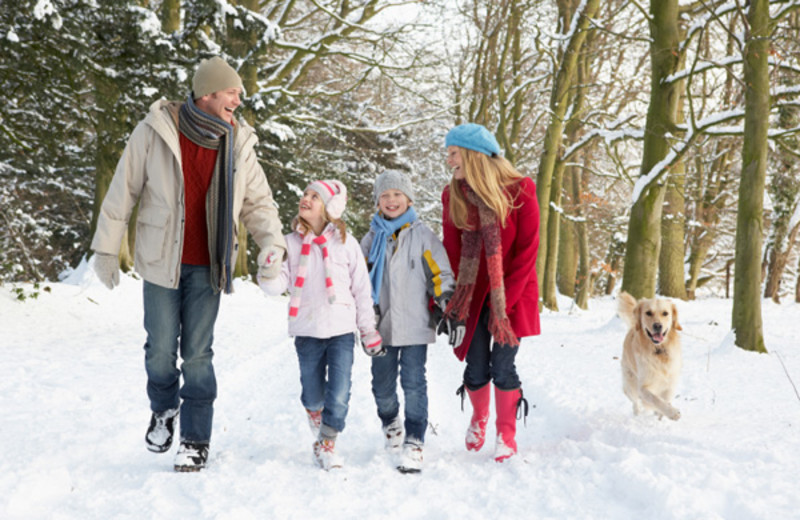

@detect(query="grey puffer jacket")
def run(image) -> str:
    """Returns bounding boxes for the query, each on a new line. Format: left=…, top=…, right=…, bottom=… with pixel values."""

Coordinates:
left=91, top=99, right=286, bottom=290
left=360, top=219, right=455, bottom=347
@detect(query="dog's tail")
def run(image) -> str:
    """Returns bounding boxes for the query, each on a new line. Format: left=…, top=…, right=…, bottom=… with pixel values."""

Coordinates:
left=617, top=291, right=637, bottom=329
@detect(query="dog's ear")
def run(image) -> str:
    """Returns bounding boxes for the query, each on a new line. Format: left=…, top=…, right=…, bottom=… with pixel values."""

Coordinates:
left=671, top=302, right=682, bottom=331
left=634, top=301, right=643, bottom=331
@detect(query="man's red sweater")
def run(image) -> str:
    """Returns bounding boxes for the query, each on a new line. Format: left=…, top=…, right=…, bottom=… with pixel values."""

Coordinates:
left=179, top=133, right=218, bottom=265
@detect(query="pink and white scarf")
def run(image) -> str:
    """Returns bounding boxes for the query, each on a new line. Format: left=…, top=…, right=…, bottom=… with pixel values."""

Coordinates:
left=289, top=225, right=337, bottom=320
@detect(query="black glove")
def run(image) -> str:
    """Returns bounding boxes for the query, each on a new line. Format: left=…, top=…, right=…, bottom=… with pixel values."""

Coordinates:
left=436, top=315, right=466, bottom=348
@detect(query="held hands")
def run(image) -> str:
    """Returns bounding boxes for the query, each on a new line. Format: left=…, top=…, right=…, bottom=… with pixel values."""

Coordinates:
left=360, top=329, right=386, bottom=357
left=93, top=253, right=120, bottom=290
left=257, top=246, right=284, bottom=280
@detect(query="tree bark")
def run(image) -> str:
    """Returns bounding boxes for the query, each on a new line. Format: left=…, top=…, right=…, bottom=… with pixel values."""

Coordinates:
left=535, top=0, right=600, bottom=299
left=543, top=158, right=567, bottom=310
left=621, top=0, right=682, bottom=299
left=571, top=155, right=591, bottom=310
left=732, top=0, right=769, bottom=353
left=658, top=167, right=687, bottom=299
left=161, top=0, right=180, bottom=33
left=557, top=205, right=577, bottom=299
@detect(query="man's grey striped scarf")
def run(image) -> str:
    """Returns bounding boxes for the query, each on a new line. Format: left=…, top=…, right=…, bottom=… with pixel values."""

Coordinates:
left=178, top=95, right=236, bottom=294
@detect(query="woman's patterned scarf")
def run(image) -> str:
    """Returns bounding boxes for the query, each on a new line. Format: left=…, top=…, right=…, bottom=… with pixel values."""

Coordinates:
left=445, top=181, right=519, bottom=347
left=289, top=224, right=338, bottom=320
left=178, top=95, right=236, bottom=294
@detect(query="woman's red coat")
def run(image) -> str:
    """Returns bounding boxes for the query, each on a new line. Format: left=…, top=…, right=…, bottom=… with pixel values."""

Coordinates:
left=441, top=176, right=541, bottom=361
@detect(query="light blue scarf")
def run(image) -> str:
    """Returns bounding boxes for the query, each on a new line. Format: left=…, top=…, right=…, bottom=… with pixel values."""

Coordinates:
left=367, top=207, right=418, bottom=304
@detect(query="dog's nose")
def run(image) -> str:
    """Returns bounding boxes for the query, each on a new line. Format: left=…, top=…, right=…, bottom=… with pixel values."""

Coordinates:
left=652, top=322, right=662, bottom=333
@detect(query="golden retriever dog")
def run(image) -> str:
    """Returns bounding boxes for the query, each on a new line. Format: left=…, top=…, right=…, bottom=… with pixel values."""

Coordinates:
left=618, top=291, right=682, bottom=421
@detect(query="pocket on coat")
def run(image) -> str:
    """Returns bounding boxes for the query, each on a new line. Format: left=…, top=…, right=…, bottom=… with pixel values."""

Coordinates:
left=136, top=205, right=171, bottom=264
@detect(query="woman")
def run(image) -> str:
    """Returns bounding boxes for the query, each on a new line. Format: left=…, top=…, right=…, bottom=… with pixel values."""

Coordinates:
left=440, top=123, right=540, bottom=462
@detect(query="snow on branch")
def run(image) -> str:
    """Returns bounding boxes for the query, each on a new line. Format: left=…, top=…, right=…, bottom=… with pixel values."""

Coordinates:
left=632, top=108, right=745, bottom=203
left=665, top=55, right=741, bottom=84
left=562, top=115, right=642, bottom=162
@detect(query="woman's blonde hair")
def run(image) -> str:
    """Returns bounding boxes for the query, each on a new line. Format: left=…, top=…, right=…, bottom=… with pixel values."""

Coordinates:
left=448, top=147, right=524, bottom=229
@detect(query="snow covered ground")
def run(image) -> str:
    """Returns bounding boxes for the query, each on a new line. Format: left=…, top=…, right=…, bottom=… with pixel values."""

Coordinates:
left=2, top=259, right=799, bottom=520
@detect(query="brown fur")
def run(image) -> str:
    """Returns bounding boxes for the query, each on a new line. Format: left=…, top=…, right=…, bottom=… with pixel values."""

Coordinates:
left=618, top=291, right=683, bottom=421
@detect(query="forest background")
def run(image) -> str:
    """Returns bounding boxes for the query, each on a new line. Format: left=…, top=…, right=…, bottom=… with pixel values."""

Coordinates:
left=2, top=0, right=800, bottom=353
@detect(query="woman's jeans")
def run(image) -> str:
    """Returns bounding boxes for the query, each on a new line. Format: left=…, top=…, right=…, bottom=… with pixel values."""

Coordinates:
left=463, top=305, right=521, bottom=391
left=295, top=333, right=355, bottom=433
left=371, top=344, right=428, bottom=443
left=143, top=265, right=221, bottom=443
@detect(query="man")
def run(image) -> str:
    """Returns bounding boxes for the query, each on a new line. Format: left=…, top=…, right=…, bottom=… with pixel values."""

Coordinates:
left=91, top=57, right=286, bottom=472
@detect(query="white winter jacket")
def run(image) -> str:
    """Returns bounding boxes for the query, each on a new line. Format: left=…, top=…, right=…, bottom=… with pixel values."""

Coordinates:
left=91, top=99, right=286, bottom=289
left=260, top=225, right=377, bottom=339
left=360, top=219, right=455, bottom=347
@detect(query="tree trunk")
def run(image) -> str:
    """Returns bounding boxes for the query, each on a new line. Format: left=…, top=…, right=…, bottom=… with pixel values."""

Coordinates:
left=535, top=0, right=600, bottom=297
left=658, top=71, right=687, bottom=300
left=658, top=167, right=687, bottom=299
left=621, top=0, right=682, bottom=299
left=557, top=206, right=577, bottom=299
left=571, top=157, right=591, bottom=310
left=603, top=234, right=626, bottom=296
left=161, top=0, right=180, bottom=33
left=732, top=0, right=769, bottom=353
left=543, top=158, right=567, bottom=310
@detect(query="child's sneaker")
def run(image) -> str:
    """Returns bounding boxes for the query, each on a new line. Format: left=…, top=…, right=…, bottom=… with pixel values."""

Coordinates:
left=397, top=441, right=423, bottom=474
left=382, top=416, right=404, bottom=451
left=173, top=441, right=209, bottom=472
left=145, top=408, right=179, bottom=453
left=306, top=408, right=322, bottom=437
left=313, top=438, right=343, bottom=471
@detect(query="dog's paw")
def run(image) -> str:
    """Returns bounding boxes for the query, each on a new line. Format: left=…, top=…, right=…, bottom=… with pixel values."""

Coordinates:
left=667, top=408, right=681, bottom=421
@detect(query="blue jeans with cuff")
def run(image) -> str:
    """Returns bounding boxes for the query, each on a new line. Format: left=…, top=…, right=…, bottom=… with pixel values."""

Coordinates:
left=371, top=344, right=428, bottom=443
left=143, top=264, right=221, bottom=444
left=295, top=333, right=355, bottom=433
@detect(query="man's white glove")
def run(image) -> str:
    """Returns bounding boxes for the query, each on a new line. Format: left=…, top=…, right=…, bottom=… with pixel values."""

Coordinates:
left=257, top=246, right=284, bottom=280
left=93, top=252, right=120, bottom=290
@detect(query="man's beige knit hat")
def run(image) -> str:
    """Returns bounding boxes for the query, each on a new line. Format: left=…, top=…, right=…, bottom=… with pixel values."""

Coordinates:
left=192, top=57, right=245, bottom=99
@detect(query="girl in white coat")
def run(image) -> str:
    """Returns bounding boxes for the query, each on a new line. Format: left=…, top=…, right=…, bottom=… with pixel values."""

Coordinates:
left=259, top=179, right=383, bottom=470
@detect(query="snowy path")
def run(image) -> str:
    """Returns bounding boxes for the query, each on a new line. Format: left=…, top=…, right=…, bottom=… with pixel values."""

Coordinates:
left=2, top=266, right=799, bottom=519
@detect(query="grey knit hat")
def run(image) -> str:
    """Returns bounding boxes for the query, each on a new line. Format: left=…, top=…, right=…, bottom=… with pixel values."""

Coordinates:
left=373, top=169, right=415, bottom=206
left=192, top=57, right=245, bottom=99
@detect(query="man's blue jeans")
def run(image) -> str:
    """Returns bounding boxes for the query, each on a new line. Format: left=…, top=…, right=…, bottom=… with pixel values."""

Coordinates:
left=463, top=304, right=521, bottom=391
left=143, top=264, right=220, bottom=443
left=294, top=333, right=355, bottom=433
left=371, top=344, right=428, bottom=443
